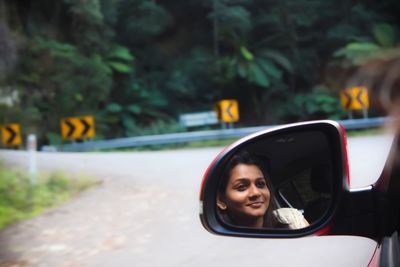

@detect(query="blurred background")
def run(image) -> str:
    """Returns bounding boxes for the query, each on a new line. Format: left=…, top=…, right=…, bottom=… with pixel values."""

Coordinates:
left=1, top=0, right=399, bottom=147
left=0, top=1, right=400, bottom=266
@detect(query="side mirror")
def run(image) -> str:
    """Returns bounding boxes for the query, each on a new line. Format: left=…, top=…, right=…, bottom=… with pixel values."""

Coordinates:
left=199, top=120, right=349, bottom=238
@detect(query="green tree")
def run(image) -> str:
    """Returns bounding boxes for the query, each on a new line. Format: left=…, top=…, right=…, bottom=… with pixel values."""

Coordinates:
left=14, top=38, right=113, bottom=143
left=333, top=23, right=400, bottom=67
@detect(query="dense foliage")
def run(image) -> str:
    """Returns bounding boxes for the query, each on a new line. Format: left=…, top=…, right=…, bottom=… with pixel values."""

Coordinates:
left=1, top=0, right=400, bottom=145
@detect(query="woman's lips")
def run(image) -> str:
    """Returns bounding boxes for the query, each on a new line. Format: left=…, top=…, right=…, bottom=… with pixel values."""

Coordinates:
left=247, top=202, right=264, bottom=208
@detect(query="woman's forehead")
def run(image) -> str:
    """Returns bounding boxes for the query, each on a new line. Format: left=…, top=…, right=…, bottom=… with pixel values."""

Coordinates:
left=230, top=164, right=264, bottom=179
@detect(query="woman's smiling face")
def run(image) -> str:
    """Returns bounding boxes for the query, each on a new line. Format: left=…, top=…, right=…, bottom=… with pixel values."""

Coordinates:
left=222, top=163, right=270, bottom=226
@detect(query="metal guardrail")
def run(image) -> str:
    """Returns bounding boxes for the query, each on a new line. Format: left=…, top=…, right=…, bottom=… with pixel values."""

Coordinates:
left=54, top=117, right=390, bottom=152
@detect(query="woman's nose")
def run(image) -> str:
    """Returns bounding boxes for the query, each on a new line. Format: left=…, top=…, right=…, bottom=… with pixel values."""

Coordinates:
left=248, top=184, right=261, bottom=198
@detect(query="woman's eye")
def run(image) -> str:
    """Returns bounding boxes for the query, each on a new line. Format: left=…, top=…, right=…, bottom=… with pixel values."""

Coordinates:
left=235, top=184, right=247, bottom=191
left=256, top=180, right=266, bottom=188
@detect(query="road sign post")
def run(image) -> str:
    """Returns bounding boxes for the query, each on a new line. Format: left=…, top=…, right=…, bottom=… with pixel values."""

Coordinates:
left=27, top=134, right=37, bottom=185
left=340, top=86, right=369, bottom=119
left=61, top=115, right=95, bottom=141
left=179, top=111, right=218, bottom=128
left=363, top=109, right=368, bottom=119
left=215, top=99, right=239, bottom=129
left=1, top=123, right=22, bottom=147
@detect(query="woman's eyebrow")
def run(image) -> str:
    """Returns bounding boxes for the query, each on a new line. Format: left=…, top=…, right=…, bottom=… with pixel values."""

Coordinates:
left=233, top=177, right=265, bottom=183
left=232, top=178, right=249, bottom=183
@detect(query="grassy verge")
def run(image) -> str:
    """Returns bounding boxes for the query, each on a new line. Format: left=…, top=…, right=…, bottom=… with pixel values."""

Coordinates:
left=0, top=162, right=97, bottom=229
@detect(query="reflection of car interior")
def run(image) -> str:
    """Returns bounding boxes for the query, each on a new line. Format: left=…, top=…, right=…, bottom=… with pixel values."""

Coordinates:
left=304, top=165, right=332, bottom=222
left=273, top=164, right=332, bottom=224
left=245, top=131, right=334, bottom=225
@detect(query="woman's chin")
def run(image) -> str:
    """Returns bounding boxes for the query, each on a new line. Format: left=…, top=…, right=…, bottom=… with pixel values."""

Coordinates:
left=245, top=210, right=266, bottom=218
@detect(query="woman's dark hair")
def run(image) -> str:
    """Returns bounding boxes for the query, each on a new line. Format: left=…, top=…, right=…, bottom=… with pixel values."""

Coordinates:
left=218, top=150, right=278, bottom=228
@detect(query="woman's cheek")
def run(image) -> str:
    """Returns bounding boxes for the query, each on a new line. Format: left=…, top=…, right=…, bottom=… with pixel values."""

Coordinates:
left=230, top=191, right=248, bottom=206
left=263, top=190, right=270, bottom=207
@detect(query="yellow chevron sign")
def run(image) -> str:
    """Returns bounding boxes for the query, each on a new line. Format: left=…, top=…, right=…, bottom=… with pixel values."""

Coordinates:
left=216, top=99, right=239, bottom=123
left=340, top=86, right=369, bottom=110
left=1, top=123, right=22, bottom=146
left=61, top=115, right=95, bottom=140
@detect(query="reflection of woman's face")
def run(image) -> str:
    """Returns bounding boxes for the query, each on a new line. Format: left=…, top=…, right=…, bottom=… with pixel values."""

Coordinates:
left=222, top=163, right=270, bottom=226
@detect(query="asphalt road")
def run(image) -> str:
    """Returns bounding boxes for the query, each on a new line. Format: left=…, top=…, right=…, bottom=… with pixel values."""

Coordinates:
left=0, top=133, right=394, bottom=267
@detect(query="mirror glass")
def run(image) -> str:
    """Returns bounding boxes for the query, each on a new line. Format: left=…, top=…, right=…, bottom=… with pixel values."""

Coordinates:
left=216, top=130, right=334, bottom=229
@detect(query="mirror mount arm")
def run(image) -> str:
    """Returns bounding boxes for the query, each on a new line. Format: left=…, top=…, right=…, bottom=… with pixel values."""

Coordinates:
left=329, top=184, right=400, bottom=241
left=328, top=186, right=378, bottom=240
left=329, top=130, right=400, bottom=241
left=374, top=131, right=400, bottom=240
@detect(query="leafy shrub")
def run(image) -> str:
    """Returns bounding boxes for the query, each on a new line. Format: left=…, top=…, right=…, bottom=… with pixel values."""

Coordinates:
left=279, top=85, right=344, bottom=121
left=0, top=162, right=97, bottom=229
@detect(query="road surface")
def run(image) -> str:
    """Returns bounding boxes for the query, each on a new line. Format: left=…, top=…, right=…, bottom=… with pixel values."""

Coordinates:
left=0, top=133, right=394, bottom=267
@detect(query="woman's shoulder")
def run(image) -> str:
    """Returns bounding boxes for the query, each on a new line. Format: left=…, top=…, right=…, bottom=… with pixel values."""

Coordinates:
left=272, top=208, right=309, bottom=229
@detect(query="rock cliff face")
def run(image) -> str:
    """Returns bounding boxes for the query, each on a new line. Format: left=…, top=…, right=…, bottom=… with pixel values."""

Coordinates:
left=0, top=25, right=18, bottom=79
left=0, top=89, right=19, bottom=107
